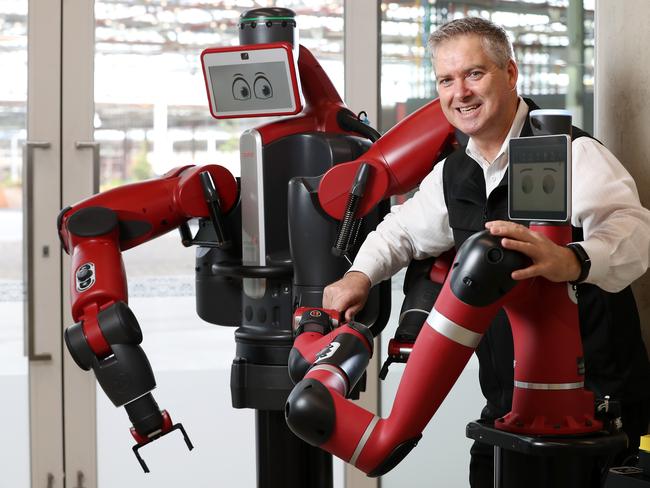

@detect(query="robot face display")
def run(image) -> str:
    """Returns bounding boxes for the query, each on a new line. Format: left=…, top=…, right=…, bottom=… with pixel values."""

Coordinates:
left=232, top=71, right=273, bottom=100
left=508, top=134, right=571, bottom=222
left=511, top=161, right=565, bottom=212
left=201, top=43, right=303, bottom=119
left=223, top=65, right=283, bottom=109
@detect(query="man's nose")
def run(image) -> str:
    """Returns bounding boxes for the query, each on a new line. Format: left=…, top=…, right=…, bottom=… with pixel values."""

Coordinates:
left=453, top=80, right=472, bottom=100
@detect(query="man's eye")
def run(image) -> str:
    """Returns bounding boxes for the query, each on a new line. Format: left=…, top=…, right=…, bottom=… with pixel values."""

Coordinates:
left=438, top=79, right=452, bottom=87
left=468, top=71, right=483, bottom=79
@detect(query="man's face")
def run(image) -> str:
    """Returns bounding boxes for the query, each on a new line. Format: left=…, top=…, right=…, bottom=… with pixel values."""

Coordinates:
left=434, top=34, right=518, bottom=140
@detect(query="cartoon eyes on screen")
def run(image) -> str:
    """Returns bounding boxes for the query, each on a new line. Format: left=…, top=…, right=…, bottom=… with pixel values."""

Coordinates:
left=520, top=167, right=557, bottom=195
left=232, top=72, right=274, bottom=100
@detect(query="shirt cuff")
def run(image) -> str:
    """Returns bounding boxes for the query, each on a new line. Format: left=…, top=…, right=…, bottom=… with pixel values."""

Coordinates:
left=347, top=256, right=384, bottom=287
left=576, top=238, right=609, bottom=284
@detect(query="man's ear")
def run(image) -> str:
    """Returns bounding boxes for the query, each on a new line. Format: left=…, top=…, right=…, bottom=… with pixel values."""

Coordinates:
left=507, top=58, right=518, bottom=91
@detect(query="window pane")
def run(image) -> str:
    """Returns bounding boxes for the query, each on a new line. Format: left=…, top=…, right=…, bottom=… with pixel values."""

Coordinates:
left=380, top=1, right=594, bottom=133
left=0, top=1, right=29, bottom=486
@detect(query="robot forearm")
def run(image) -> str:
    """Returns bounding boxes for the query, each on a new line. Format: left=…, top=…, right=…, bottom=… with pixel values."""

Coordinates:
left=317, top=98, right=456, bottom=220
left=286, top=232, right=530, bottom=475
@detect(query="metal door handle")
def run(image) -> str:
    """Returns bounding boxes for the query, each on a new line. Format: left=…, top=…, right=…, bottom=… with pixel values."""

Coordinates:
left=23, top=141, right=52, bottom=362
left=72, top=470, right=86, bottom=488
left=75, top=141, right=100, bottom=194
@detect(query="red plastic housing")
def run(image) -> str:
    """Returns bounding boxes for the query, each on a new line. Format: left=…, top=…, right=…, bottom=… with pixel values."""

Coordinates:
left=498, top=224, right=601, bottom=434
left=318, top=98, right=456, bottom=219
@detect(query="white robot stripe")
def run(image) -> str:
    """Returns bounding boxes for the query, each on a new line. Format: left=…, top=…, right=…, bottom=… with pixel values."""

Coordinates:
left=309, top=364, right=349, bottom=394
left=349, top=415, right=380, bottom=467
left=427, top=309, right=482, bottom=348
left=514, top=380, right=584, bottom=390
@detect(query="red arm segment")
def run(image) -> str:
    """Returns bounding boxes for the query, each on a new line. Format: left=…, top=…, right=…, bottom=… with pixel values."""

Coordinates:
left=58, top=164, right=237, bottom=472
left=59, top=164, right=237, bottom=323
left=317, top=98, right=456, bottom=220
left=286, top=232, right=527, bottom=475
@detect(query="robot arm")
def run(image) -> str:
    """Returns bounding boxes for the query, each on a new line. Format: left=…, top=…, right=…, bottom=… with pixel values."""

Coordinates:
left=58, top=164, right=237, bottom=472
left=286, top=232, right=530, bottom=476
left=318, top=98, right=456, bottom=221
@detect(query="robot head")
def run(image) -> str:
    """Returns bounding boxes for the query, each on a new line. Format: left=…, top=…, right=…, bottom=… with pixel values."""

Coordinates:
left=201, top=42, right=303, bottom=119
left=200, top=8, right=303, bottom=119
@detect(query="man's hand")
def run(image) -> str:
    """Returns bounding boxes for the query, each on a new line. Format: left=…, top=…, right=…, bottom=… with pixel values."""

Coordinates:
left=322, top=271, right=372, bottom=322
left=485, top=220, right=581, bottom=282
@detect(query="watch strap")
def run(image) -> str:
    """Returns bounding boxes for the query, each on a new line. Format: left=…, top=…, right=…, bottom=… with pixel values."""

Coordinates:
left=567, top=243, right=591, bottom=285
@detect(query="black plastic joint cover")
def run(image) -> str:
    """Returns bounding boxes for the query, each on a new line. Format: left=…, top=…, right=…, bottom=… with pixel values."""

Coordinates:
left=295, top=309, right=333, bottom=337
left=97, top=301, right=143, bottom=345
left=285, top=378, right=335, bottom=447
left=125, top=393, right=164, bottom=437
left=367, top=435, right=422, bottom=477
left=450, top=230, right=531, bottom=307
left=347, top=321, right=374, bottom=353
left=313, top=332, right=371, bottom=392
left=64, top=322, right=95, bottom=371
left=288, top=348, right=311, bottom=384
left=93, top=344, right=156, bottom=407
left=66, top=206, right=119, bottom=238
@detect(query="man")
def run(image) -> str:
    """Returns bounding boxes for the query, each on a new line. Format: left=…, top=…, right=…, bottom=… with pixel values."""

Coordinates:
left=323, top=17, right=650, bottom=487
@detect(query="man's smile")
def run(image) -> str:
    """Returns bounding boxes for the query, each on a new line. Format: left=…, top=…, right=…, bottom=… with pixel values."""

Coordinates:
left=455, top=103, right=482, bottom=116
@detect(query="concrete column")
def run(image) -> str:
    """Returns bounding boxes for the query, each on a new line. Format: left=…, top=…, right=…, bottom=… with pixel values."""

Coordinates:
left=595, top=0, right=650, bottom=347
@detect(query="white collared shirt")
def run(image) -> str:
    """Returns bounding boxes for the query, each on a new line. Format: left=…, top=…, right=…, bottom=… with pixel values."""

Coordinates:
left=350, top=97, right=650, bottom=293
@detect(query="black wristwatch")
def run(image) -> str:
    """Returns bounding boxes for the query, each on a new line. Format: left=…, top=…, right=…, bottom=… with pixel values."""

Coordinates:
left=566, top=243, right=591, bottom=285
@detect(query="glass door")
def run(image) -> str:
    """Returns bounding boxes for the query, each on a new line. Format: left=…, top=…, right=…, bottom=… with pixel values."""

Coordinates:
left=62, top=2, right=346, bottom=487
left=0, top=2, right=30, bottom=486
left=0, top=1, right=66, bottom=487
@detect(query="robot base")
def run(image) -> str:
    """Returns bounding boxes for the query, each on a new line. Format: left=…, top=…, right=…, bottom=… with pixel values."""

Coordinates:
left=466, top=420, right=628, bottom=488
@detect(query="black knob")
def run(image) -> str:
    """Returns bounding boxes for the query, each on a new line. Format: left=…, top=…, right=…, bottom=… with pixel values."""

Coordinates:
left=76, top=265, right=93, bottom=281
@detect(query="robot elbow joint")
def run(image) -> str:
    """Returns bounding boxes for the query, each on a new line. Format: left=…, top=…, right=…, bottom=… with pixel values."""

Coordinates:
left=285, top=378, right=336, bottom=447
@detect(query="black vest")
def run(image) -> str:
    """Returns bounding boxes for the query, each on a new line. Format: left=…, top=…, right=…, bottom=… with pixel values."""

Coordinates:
left=442, top=98, right=650, bottom=419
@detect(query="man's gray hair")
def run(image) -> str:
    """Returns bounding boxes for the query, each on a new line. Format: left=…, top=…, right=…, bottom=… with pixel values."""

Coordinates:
left=428, top=17, right=515, bottom=69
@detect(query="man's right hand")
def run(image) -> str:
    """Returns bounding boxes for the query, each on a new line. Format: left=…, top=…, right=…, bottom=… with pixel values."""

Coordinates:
left=322, top=271, right=372, bottom=322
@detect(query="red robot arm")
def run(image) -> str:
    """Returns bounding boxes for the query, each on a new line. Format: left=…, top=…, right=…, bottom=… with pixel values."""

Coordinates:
left=317, top=98, right=456, bottom=220
left=286, top=229, right=601, bottom=476
left=58, top=164, right=237, bottom=472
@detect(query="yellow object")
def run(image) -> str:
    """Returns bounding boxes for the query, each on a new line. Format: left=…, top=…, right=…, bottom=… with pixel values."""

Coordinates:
left=640, top=435, right=650, bottom=452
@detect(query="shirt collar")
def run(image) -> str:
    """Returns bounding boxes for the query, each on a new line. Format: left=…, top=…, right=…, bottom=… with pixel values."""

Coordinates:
left=465, top=96, right=528, bottom=168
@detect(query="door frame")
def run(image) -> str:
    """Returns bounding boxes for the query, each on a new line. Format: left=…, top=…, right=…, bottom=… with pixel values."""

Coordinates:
left=27, top=0, right=65, bottom=486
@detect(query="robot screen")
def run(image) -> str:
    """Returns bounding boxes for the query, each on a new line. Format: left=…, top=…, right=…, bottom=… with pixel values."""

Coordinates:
left=201, top=43, right=302, bottom=118
left=508, top=134, right=571, bottom=222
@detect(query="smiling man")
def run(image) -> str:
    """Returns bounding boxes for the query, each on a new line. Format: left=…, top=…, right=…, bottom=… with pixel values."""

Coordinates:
left=323, top=17, right=650, bottom=488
